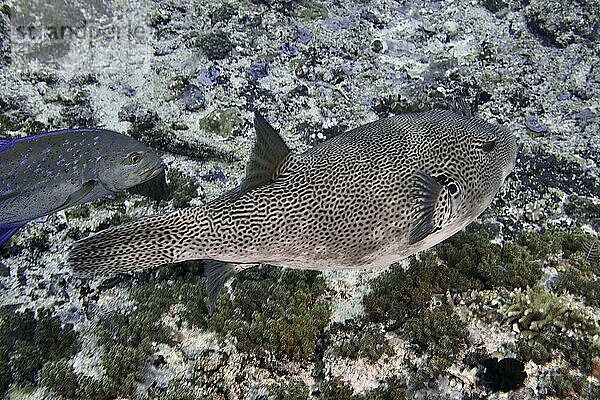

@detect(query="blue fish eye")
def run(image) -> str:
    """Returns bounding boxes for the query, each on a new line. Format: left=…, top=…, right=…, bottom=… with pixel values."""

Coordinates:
left=123, top=152, right=143, bottom=165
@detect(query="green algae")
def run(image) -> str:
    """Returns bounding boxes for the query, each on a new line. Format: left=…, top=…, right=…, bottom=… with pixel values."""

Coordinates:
left=436, top=230, right=542, bottom=289
left=208, top=265, right=330, bottom=361
left=0, top=4, right=10, bottom=17
left=38, top=360, right=118, bottom=400
left=268, top=380, right=309, bottom=400
left=194, top=30, right=233, bottom=60
left=555, top=250, right=599, bottom=307
left=0, top=308, right=79, bottom=396
left=322, top=376, right=407, bottom=400
left=322, top=378, right=355, bottom=399
left=544, top=367, right=587, bottom=398
left=167, top=168, right=200, bottom=209
left=333, top=328, right=394, bottom=363
left=404, top=305, right=468, bottom=389
left=363, top=237, right=539, bottom=327
left=297, top=1, right=328, bottom=20
left=361, top=228, right=600, bottom=389
left=363, top=229, right=598, bottom=327
left=70, top=266, right=209, bottom=398
left=38, top=360, right=78, bottom=398
left=145, top=381, right=207, bottom=400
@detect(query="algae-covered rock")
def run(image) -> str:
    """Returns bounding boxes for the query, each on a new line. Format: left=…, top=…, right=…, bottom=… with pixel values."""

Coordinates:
left=404, top=305, right=468, bottom=388
left=321, top=376, right=407, bottom=400
left=364, top=230, right=545, bottom=326
left=198, top=107, right=244, bottom=138
left=166, top=168, right=200, bottom=209
left=195, top=30, right=233, bottom=60
left=524, top=0, right=600, bottom=46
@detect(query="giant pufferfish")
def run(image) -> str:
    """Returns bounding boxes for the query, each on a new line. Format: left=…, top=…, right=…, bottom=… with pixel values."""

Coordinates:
left=69, top=109, right=517, bottom=311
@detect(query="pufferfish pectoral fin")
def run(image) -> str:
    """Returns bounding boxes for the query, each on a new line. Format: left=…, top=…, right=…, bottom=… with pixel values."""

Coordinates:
left=204, top=261, right=257, bottom=314
left=409, top=170, right=444, bottom=245
left=227, top=112, right=291, bottom=200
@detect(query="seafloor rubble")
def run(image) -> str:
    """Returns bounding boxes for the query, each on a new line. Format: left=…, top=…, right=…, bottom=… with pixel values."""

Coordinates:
left=0, top=0, right=598, bottom=399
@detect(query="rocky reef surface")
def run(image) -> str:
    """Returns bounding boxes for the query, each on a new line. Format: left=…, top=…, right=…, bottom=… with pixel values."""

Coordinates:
left=0, top=0, right=598, bottom=399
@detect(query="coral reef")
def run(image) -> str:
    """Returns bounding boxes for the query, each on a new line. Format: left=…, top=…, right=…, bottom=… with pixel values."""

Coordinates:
left=524, top=0, right=599, bottom=46
left=0, top=0, right=598, bottom=398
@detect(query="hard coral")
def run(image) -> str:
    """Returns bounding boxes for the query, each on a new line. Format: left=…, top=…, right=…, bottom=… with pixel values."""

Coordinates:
left=503, top=286, right=597, bottom=339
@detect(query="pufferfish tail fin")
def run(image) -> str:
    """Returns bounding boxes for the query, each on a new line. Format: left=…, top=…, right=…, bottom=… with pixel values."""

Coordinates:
left=68, top=209, right=196, bottom=277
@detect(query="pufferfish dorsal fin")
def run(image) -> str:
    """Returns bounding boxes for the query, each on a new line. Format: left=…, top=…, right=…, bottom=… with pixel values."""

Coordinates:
left=228, top=112, right=291, bottom=200
left=409, top=170, right=444, bottom=245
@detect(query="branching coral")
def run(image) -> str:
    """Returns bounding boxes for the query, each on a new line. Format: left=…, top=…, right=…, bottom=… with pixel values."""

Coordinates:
left=503, top=285, right=598, bottom=340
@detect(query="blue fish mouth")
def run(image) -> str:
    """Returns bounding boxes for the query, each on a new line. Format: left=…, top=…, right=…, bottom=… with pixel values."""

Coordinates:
left=140, top=164, right=165, bottom=181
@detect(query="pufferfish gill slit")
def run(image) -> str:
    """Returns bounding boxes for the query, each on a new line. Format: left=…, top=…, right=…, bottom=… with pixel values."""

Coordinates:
left=68, top=109, right=517, bottom=312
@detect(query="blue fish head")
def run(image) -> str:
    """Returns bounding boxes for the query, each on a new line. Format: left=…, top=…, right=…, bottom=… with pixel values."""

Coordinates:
left=98, top=145, right=165, bottom=192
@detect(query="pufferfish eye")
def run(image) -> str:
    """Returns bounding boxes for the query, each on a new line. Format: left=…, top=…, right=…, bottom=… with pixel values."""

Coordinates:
left=447, top=182, right=459, bottom=196
left=122, top=152, right=143, bottom=165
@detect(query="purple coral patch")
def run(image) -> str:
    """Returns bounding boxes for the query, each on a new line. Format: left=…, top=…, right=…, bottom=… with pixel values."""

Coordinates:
left=180, top=84, right=204, bottom=109
left=294, top=26, right=312, bottom=44
left=524, top=115, right=547, bottom=133
left=281, top=42, right=299, bottom=56
left=319, top=16, right=355, bottom=32
left=198, top=66, right=220, bottom=86
left=573, top=107, right=597, bottom=122
left=245, top=61, right=268, bottom=79
left=201, top=167, right=227, bottom=183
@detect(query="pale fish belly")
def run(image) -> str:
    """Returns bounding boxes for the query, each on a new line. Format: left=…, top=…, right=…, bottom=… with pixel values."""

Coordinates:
left=264, top=215, right=476, bottom=271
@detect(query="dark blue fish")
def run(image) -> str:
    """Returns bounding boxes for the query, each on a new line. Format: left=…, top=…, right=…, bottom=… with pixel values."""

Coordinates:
left=0, top=128, right=164, bottom=246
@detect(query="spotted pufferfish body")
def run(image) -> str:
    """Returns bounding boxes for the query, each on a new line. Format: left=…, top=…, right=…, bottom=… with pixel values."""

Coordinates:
left=69, top=109, right=517, bottom=310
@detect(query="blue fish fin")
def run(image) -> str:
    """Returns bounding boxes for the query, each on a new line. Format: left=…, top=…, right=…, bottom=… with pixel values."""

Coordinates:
left=0, top=223, right=26, bottom=246
left=0, top=138, right=14, bottom=152
left=52, top=180, right=99, bottom=214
